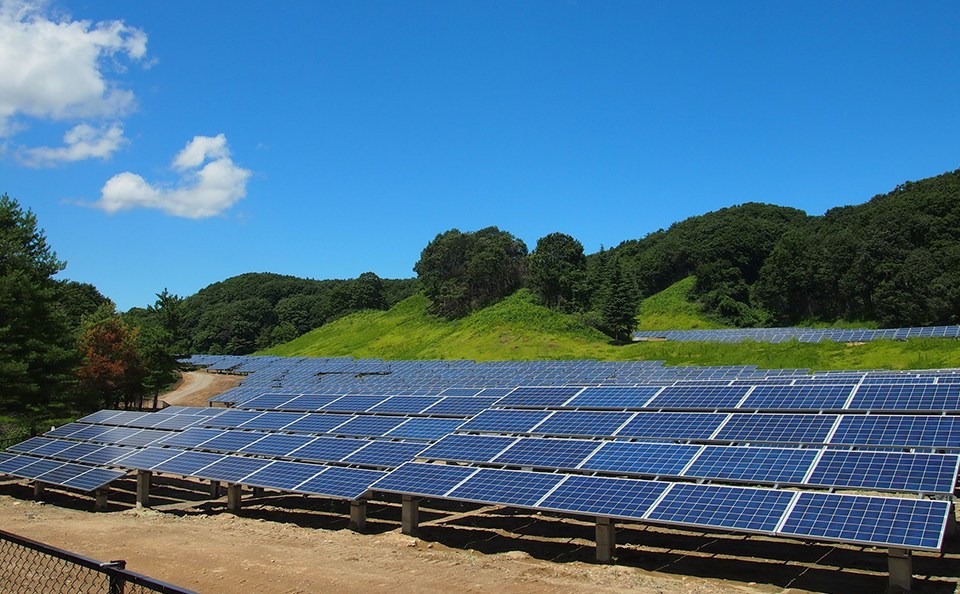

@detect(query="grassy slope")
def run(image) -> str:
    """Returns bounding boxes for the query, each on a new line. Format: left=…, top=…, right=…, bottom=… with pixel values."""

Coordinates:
left=263, top=286, right=960, bottom=371
left=635, top=277, right=728, bottom=331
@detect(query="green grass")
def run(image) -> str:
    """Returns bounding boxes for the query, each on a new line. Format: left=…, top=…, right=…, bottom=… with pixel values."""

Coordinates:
left=636, top=277, right=729, bottom=331
left=262, top=286, right=960, bottom=371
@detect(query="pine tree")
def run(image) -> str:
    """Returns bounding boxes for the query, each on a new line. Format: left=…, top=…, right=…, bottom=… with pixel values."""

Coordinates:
left=601, top=260, right=639, bottom=345
left=0, top=194, right=76, bottom=417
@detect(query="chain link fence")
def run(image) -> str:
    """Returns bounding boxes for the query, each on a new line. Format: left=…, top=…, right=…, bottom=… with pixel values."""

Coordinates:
left=0, top=528, right=202, bottom=594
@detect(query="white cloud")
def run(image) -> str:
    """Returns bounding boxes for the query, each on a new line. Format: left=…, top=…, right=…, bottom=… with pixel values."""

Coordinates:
left=93, top=135, right=252, bottom=219
left=17, top=122, right=127, bottom=166
left=0, top=0, right=146, bottom=161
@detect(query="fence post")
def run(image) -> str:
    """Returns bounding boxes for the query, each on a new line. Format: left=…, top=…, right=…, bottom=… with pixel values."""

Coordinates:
left=101, top=560, right=126, bottom=594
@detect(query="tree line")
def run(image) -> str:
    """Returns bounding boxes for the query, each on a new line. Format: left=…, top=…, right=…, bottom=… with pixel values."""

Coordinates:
left=414, top=168, right=960, bottom=333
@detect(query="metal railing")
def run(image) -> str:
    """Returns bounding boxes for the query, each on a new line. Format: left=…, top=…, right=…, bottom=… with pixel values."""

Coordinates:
left=0, top=528, right=202, bottom=594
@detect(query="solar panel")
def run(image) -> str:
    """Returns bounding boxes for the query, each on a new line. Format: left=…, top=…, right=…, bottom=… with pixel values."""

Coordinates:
left=240, top=460, right=326, bottom=491
left=330, top=416, right=409, bottom=438
left=422, top=397, right=501, bottom=417
left=830, top=415, right=960, bottom=449
left=341, top=441, right=427, bottom=468
left=645, top=386, right=751, bottom=409
left=238, top=412, right=306, bottom=431
left=114, top=429, right=170, bottom=447
left=321, top=395, right=390, bottom=413
left=296, top=466, right=386, bottom=499
left=491, top=438, right=602, bottom=470
left=368, top=396, right=443, bottom=414
left=647, top=483, right=793, bottom=533
left=158, top=428, right=226, bottom=448
left=203, top=410, right=264, bottom=428
left=538, top=475, right=669, bottom=519
left=191, top=455, right=273, bottom=483
left=199, top=431, right=268, bottom=453
left=282, top=413, right=353, bottom=434
left=60, top=467, right=126, bottom=492
left=43, top=423, right=88, bottom=438
left=806, top=450, right=960, bottom=494
left=615, top=412, right=727, bottom=440
left=13, top=458, right=67, bottom=479
left=563, top=386, right=661, bottom=409
left=240, top=433, right=316, bottom=457
left=682, top=446, right=818, bottom=484
left=456, top=409, right=552, bottom=434
left=291, top=437, right=369, bottom=463
left=54, top=442, right=108, bottom=463
left=115, top=447, right=181, bottom=470
left=418, top=434, right=518, bottom=463
left=446, top=468, right=564, bottom=508
left=9, top=437, right=66, bottom=455
left=372, top=462, right=479, bottom=497
left=277, top=394, right=343, bottom=411
left=238, top=393, right=300, bottom=409
left=712, top=414, right=838, bottom=444
left=580, top=441, right=702, bottom=476
left=384, top=417, right=465, bottom=440
left=848, top=384, right=960, bottom=412
left=495, top=386, right=583, bottom=408
left=739, top=385, right=853, bottom=410
left=531, top=411, right=633, bottom=438
left=779, top=492, right=949, bottom=551
left=77, top=445, right=138, bottom=466
left=152, top=450, right=224, bottom=476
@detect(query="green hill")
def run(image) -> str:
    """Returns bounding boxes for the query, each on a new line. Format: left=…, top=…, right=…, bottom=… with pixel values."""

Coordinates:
left=263, top=286, right=960, bottom=371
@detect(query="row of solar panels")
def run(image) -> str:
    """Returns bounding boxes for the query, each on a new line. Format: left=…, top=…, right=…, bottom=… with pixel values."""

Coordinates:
left=458, top=408, right=960, bottom=449
left=213, top=383, right=960, bottom=414
left=418, top=434, right=960, bottom=494
left=633, top=325, right=960, bottom=343
left=376, top=463, right=950, bottom=551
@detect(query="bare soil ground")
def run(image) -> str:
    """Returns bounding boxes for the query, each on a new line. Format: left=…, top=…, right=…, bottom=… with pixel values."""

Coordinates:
left=1, top=374, right=957, bottom=594
left=160, top=370, right=241, bottom=408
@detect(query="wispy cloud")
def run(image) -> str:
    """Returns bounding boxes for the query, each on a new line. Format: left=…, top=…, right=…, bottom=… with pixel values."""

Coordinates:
left=92, top=134, right=252, bottom=219
left=0, top=0, right=147, bottom=164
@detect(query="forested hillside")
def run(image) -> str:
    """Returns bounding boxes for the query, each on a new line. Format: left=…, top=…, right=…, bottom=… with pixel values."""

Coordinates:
left=607, top=168, right=960, bottom=328
left=125, top=272, right=420, bottom=355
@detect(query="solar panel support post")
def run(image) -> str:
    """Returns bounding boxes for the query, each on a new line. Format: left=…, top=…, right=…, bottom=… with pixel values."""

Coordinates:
left=227, top=484, right=243, bottom=512
left=401, top=495, right=420, bottom=536
left=32, top=481, right=45, bottom=500
left=252, top=487, right=265, bottom=498
left=349, top=498, right=367, bottom=532
left=136, top=470, right=151, bottom=508
left=595, top=517, right=616, bottom=563
left=887, top=548, right=912, bottom=593
left=209, top=480, right=221, bottom=498
left=95, top=488, right=109, bottom=511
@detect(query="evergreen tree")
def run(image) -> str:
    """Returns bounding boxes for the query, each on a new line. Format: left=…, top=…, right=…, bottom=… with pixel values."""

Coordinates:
left=0, top=194, right=77, bottom=417
left=601, top=260, right=639, bottom=345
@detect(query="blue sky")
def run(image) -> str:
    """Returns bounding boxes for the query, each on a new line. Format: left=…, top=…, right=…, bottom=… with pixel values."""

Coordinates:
left=2, top=1, right=958, bottom=310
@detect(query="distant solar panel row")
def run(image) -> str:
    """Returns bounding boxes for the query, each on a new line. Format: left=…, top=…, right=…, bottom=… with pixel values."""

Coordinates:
left=633, top=325, right=960, bottom=344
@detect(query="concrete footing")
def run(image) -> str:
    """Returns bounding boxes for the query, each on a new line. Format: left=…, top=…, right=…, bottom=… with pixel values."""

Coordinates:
left=226, top=484, right=243, bottom=512
left=209, top=480, right=220, bottom=498
left=32, top=482, right=44, bottom=500
left=595, top=517, right=616, bottom=563
left=401, top=495, right=420, bottom=536
left=252, top=487, right=265, bottom=498
left=136, top=470, right=151, bottom=508
left=349, top=498, right=368, bottom=531
left=887, top=548, right=913, bottom=593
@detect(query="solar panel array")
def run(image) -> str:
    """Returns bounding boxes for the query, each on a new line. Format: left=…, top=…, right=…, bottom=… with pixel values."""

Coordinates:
left=3, top=353, right=959, bottom=555
left=634, top=325, right=960, bottom=344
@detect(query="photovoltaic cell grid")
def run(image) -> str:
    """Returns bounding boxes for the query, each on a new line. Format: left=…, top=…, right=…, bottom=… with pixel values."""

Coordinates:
left=779, top=492, right=948, bottom=550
